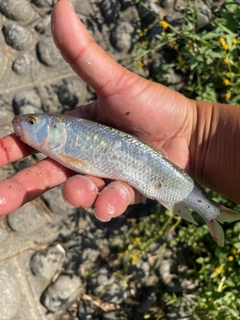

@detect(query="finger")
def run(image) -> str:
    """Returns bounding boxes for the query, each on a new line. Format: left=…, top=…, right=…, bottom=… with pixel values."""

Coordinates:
left=51, top=0, right=132, bottom=95
left=62, top=175, right=105, bottom=209
left=0, top=133, right=35, bottom=167
left=0, top=158, right=73, bottom=216
left=93, top=181, right=143, bottom=222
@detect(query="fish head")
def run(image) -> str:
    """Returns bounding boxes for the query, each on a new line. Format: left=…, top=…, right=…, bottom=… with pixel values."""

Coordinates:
left=12, top=113, right=66, bottom=152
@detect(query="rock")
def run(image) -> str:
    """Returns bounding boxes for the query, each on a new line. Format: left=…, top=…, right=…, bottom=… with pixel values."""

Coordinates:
left=147, top=25, right=162, bottom=43
left=41, top=274, right=82, bottom=314
left=136, top=289, right=157, bottom=313
left=0, top=0, right=35, bottom=21
left=78, top=300, right=94, bottom=320
left=165, top=11, right=183, bottom=30
left=37, top=37, right=64, bottom=67
left=7, top=201, right=49, bottom=234
left=57, top=79, right=87, bottom=107
left=110, top=21, right=137, bottom=52
left=12, top=53, right=36, bottom=75
left=3, top=21, right=34, bottom=50
left=31, top=0, right=57, bottom=7
left=100, top=0, right=117, bottom=24
left=102, top=312, right=128, bottom=320
left=13, top=90, right=42, bottom=114
left=90, top=266, right=124, bottom=304
left=137, top=0, right=158, bottom=28
left=30, top=244, right=65, bottom=279
left=160, top=0, right=175, bottom=9
left=35, top=15, right=51, bottom=35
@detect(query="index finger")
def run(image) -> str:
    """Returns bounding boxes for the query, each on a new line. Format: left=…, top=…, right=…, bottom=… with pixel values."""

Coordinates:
left=0, top=133, right=74, bottom=215
left=0, top=133, right=35, bottom=167
left=0, top=133, right=75, bottom=215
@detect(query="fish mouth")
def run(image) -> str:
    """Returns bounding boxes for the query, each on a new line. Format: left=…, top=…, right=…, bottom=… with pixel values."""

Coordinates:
left=12, top=115, right=23, bottom=139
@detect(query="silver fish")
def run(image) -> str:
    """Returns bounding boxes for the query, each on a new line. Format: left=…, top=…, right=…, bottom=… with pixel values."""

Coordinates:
left=12, top=113, right=240, bottom=246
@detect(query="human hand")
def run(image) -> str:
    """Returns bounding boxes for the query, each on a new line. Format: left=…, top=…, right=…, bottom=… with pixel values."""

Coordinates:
left=0, top=0, right=197, bottom=220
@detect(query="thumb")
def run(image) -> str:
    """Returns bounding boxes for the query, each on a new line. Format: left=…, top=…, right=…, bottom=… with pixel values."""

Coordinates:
left=51, top=0, right=133, bottom=96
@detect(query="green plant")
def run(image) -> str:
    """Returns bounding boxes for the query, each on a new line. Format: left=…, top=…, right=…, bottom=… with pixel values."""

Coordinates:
left=133, top=0, right=240, bottom=104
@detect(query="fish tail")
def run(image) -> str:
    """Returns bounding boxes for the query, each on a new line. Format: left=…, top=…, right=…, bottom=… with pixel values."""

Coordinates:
left=217, top=205, right=240, bottom=224
left=205, top=206, right=240, bottom=247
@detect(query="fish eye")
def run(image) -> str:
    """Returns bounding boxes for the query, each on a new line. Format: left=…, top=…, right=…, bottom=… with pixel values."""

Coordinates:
left=27, top=116, right=37, bottom=125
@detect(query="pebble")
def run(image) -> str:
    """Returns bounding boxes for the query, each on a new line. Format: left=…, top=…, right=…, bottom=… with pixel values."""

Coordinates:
left=41, top=186, right=76, bottom=216
left=136, top=0, right=158, bottom=28
left=100, top=0, right=117, bottom=24
left=195, top=2, right=212, bottom=29
left=35, top=15, right=51, bottom=35
left=37, top=36, right=64, bottom=67
left=30, top=244, right=65, bottom=279
left=78, top=301, right=94, bottom=320
left=7, top=201, right=49, bottom=234
left=13, top=90, right=42, bottom=114
left=31, top=0, right=57, bottom=7
left=160, top=0, right=174, bottom=9
left=136, top=289, right=157, bottom=313
left=12, top=53, right=36, bottom=75
left=57, top=79, right=86, bottom=107
left=41, top=274, right=82, bottom=314
left=102, top=312, right=128, bottom=320
left=147, top=25, right=162, bottom=43
left=0, top=0, right=35, bottom=21
left=110, top=21, right=137, bottom=52
left=3, top=21, right=34, bottom=50
left=165, top=11, right=183, bottom=30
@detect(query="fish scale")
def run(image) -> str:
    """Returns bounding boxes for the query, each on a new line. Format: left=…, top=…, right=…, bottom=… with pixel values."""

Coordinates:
left=61, top=115, right=193, bottom=203
left=12, top=113, right=240, bottom=246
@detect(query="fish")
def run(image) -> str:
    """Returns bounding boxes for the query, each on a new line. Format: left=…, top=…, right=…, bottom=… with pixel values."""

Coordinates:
left=12, top=113, right=240, bottom=246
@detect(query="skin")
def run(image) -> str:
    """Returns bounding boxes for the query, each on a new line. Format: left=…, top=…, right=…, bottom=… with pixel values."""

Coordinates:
left=0, top=0, right=240, bottom=221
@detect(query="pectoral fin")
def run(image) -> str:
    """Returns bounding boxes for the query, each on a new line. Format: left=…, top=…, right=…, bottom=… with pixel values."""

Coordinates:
left=57, top=153, right=91, bottom=172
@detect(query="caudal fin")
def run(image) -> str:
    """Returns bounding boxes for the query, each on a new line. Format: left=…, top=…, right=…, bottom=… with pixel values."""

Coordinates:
left=206, top=206, right=240, bottom=247
left=217, top=205, right=240, bottom=223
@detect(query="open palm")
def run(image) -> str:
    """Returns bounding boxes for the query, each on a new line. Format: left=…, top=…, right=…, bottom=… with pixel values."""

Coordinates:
left=0, top=0, right=196, bottom=221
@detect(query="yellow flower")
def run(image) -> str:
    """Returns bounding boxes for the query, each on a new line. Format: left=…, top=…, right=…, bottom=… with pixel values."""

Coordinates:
left=219, top=37, right=225, bottom=44
left=161, top=20, right=169, bottom=29
left=134, top=237, right=141, bottom=243
left=228, top=255, right=234, bottom=262
left=232, top=39, right=238, bottom=44
left=136, top=29, right=143, bottom=37
left=215, top=267, right=220, bottom=273
left=171, top=40, right=177, bottom=45
left=231, top=248, right=237, bottom=255
left=225, top=92, right=231, bottom=100
left=137, top=61, right=144, bottom=68
left=223, top=78, right=230, bottom=86
left=130, top=254, right=138, bottom=262
left=222, top=44, right=229, bottom=50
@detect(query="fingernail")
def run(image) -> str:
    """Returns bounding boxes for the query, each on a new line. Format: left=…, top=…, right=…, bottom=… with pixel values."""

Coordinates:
left=94, top=211, right=111, bottom=222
